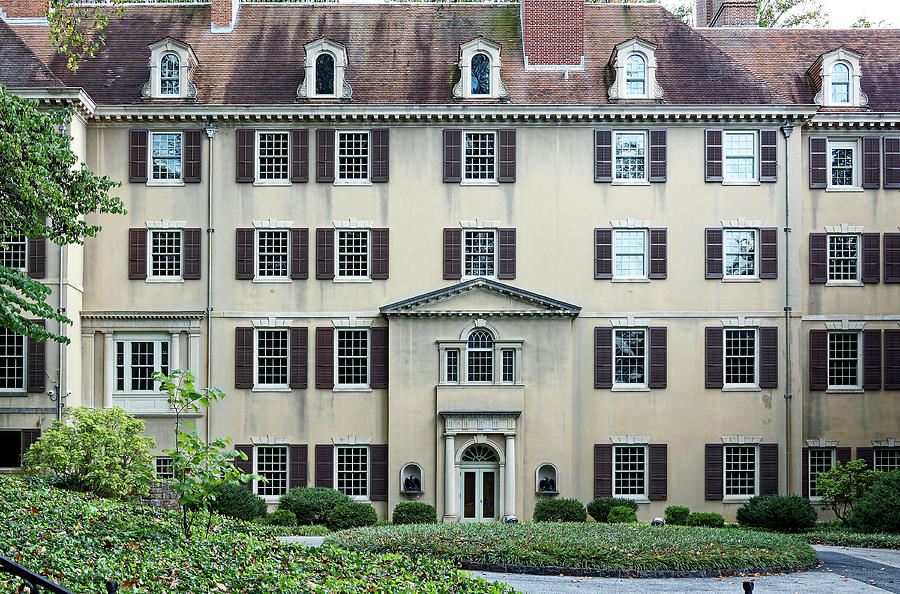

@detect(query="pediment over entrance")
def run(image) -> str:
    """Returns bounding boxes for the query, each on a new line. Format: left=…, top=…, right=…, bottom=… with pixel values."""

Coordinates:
left=380, top=279, right=580, bottom=319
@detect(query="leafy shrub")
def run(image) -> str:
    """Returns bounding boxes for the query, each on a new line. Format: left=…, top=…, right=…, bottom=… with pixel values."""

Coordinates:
left=587, top=498, right=639, bottom=523
left=685, top=512, right=725, bottom=528
left=607, top=506, right=638, bottom=523
left=392, top=502, right=437, bottom=525
left=849, top=471, right=900, bottom=533
left=816, top=459, right=880, bottom=521
left=211, top=482, right=267, bottom=521
left=736, top=495, right=817, bottom=533
left=329, top=502, right=378, bottom=530
left=665, top=505, right=690, bottom=526
left=533, top=498, right=587, bottom=522
left=279, top=487, right=350, bottom=526
left=265, top=509, right=298, bottom=527
left=23, top=406, right=155, bottom=499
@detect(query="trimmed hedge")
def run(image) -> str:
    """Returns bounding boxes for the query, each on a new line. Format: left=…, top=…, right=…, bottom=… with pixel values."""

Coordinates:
left=736, top=495, right=817, bottom=533
left=665, top=505, right=690, bottom=526
left=392, top=502, right=437, bottom=525
left=686, top=512, right=725, bottom=528
left=264, top=509, right=297, bottom=526
left=607, top=506, right=638, bottom=524
left=278, top=487, right=350, bottom=526
left=211, top=482, right=267, bottom=521
left=533, top=498, right=587, bottom=522
left=849, top=471, right=900, bottom=533
left=329, top=502, right=378, bottom=530
left=587, top=498, right=638, bottom=523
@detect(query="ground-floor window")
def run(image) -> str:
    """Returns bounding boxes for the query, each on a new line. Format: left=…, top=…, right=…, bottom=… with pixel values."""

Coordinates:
left=724, top=445, right=757, bottom=497
left=336, top=446, right=368, bottom=499
left=0, top=430, right=22, bottom=467
left=808, top=449, right=834, bottom=498
left=256, top=446, right=288, bottom=497
left=613, top=445, right=647, bottom=498
left=155, top=456, right=175, bottom=480
left=115, top=335, right=170, bottom=393
left=874, top=449, right=900, bottom=473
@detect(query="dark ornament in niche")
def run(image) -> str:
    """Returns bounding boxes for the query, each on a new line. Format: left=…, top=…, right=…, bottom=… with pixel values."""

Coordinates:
left=403, top=475, right=422, bottom=493
left=538, top=476, right=556, bottom=493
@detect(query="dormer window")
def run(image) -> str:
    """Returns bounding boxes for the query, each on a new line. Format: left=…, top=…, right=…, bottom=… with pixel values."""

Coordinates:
left=141, top=38, right=197, bottom=101
left=625, top=54, right=646, bottom=97
left=316, top=53, right=336, bottom=95
left=454, top=37, right=508, bottom=101
left=160, top=53, right=180, bottom=96
left=298, top=38, right=351, bottom=101
left=471, top=53, right=491, bottom=95
left=831, top=62, right=850, bottom=104
left=810, top=48, right=867, bottom=109
left=608, top=39, right=662, bottom=102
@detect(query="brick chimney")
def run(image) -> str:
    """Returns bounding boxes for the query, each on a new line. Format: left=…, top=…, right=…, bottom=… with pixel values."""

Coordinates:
left=0, top=0, right=48, bottom=20
left=211, top=0, right=239, bottom=33
left=521, top=0, right=584, bottom=70
left=695, top=0, right=756, bottom=27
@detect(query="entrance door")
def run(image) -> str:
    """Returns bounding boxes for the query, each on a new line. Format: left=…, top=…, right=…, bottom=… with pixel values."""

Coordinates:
left=460, top=444, right=500, bottom=522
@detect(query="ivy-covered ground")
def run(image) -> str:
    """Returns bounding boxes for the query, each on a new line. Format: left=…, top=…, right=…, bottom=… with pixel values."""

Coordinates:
left=0, top=477, right=513, bottom=593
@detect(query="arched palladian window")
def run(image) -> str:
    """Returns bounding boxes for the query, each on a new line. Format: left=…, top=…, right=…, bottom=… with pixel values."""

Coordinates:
left=316, top=52, right=336, bottom=96
left=470, top=53, right=491, bottom=96
left=160, top=53, right=180, bottom=96
left=625, top=54, right=646, bottom=97
left=831, top=62, right=851, bottom=104
left=461, top=444, right=499, bottom=463
left=467, top=329, right=493, bottom=382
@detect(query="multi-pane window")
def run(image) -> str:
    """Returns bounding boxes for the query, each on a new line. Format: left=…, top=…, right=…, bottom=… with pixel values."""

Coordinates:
left=625, top=54, right=646, bottom=97
left=336, top=230, right=369, bottom=279
left=724, top=229, right=757, bottom=278
left=151, top=132, right=182, bottom=181
left=828, top=140, right=857, bottom=188
left=808, top=449, right=834, bottom=498
left=725, top=329, right=757, bottom=386
left=0, top=328, right=25, bottom=392
left=115, top=337, right=169, bottom=393
left=337, top=132, right=370, bottom=182
left=725, top=445, right=757, bottom=497
left=501, top=349, right=515, bottom=384
left=874, top=449, right=900, bottom=473
left=256, top=446, right=288, bottom=497
left=471, top=53, right=491, bottom=95
left=155, top=457, right=175, bottom=480
left=257, top=230, right=289, bottom=279
left=466, top=330, right=493, bottom=383
left=723, top=131, right=756, bottom=181
left=445, top=349, right=459, bottom=383
left=827, top=234, right=859, bottom=282
left=614, top=132, right=646, bottom=181
left=257, top=132, right=289, bottom=181
left=337, top=329, right=368, bottom=387
left=614, top=329, right=646, bottom=386
left=160, top=53, right=180, bottom=95
left=463, top=230, right=496, bottom=277
left=1, top=233, right=27, bottom=270
left=256, top=329, right=288, bottom=388
left=315, top=52, right=335, bottom=95
left=613, top=229, right=646, bottom=278
left=613, top=446, right=647, bottom=498
left=149, top=230, right=182, bottom=279
left=336, top=446, right=368, bottom=498
left=464, top=132, right=496, bottom=181
left=828, top=332, right=860, bottom=389
left=831, top=62, right=850, bottom=104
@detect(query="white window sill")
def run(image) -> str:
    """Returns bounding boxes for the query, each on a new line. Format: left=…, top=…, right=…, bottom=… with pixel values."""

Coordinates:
left=0, top=392, right=26, bottom=397
left=611, top=278, right=650, bottom=283
left=146, top=277, right=184, bottom=284
left=114, top=392, right=167, bottom=397
left=826, top=281, right=863, bottom=287
left=252, top=277, right=291, bottom=284
left=460, top=180, right=499, bottom=187
left=826, top=387, right=864, bottom=394
left=333, top=386, right=372, bottom=393
left=334, top=180, right=372, bottom=186
left=253, top=180, right=291, bottom=187
left=611, top=385, right=650, bottom=392
left=349, top=496, right=372, bottom=503
left=722, top=277, right=760, bottom=283
left=612, top=497, right=650, bottom=504
left=262, top=495, right=282, bottom=505
left=826, top=186, right=864, bottom=193
left=611, top=180, right=650, bottom=186
left=146, top=180, right=185, bottom=187
left=723, top=386, right=762, bottom=392
left=721, top=180, right=760, bottom=186
left=333, top=277, right=373, bottom=284
left=809, top=496, right=824, bottom=503
left=252, top=385, right=292, bottom=393
left=437, top=382, right=523, bottom=388
left=723, top=497, right=755, bottom=504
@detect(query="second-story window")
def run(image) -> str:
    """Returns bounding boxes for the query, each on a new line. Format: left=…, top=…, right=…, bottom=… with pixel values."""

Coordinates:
left=336, top=329, right=369, bottom=388
left=115, top=336, right=169, bottom=393
left=464, top=132, right=496, bottom=181
left=471, top=53, right=491, bottom=95
left=151, top=132, right=182, bottom=181
left=160, top=53, right=180, bottom=96
left=724, top=229, right=757, bottom=278
left=337, top=132, right=370, bottom=182
left=464, top=230, right=496, bottom=277
left=336, top=230, right=369, bottom=279
left=828, top=140, right=858, bottom=188
left=315, top=53, right=336, bottom=96
left=613, top=229, right=647, bottom=278
left=874, top=449, right=900, bottom=472
left=149, top=230, right=182, bottom=280
left=828, top=331, right=860, bottom=389
left=625, top=54, right=646, bottom=97
left=725, top=445, right=757, bottom=497
left=723, top=131, right=757, bottom=182
left=724, top=328, right=757, bottom=387
left=1, top=233, right=27, bottom=271
left=466, top=330, right=493, bottom=383
left=257, top=230, right=289, bottom=279
left=0, top=328, right=25, bottom=393
left=828, top=234, right=859, bottom=283
left=256, top=329, right=289, bottom=389
left=257, top=132, right=289, bottom=182
left=614, top=329, right=646, bottom=387
left=614, top=132, right=647, bottom=181
left=831, top=62, right=851, bottom=104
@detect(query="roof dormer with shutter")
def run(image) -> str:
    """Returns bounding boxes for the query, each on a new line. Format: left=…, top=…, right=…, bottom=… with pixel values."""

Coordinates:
left=808, top=47, right=868, bottom=109
left=608, top=38, right=663, bottom=103
left=141, top=37, right=198, bottom=101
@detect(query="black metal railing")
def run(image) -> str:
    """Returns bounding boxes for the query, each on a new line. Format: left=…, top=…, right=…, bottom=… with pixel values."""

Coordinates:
left=0, top=556, right=118, bottom=594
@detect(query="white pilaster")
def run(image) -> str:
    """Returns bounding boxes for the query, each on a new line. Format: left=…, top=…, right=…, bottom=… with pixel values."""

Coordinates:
left=443, top=434, right=457, bottom=522
left=504, top=434, right=516, bottom=520
left=188, top=332, right=200, bottom=381
left=169, top=331, right=181, bottom=375
left=102, top=332, right=114, bottom=409
left=81, top=332, right=94, bottom=408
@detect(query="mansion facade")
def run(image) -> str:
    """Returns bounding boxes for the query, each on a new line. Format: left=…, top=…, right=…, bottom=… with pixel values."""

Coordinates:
left=1, top=0, right=898, bottom=522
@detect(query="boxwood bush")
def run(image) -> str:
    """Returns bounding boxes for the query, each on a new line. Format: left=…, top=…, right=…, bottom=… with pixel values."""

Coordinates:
left=686, top=512, right=725, bottom=528
left=279, top=487, right=350, bottom=526
left=849, top=471, right=900, bottom=533
left=736, top=495, right=817, bottom=533
left=392, top=502, right=437, bottom=525
left=264, top=509, right=297, bottom=526
left=665, top=505, right=690, bottom=526
left=533, top=497, right=587, bottom=522
left=587, top=497, right=638, bottom=523
left=329, top=502, right=378, bottom=530
left=607, top=506, right=638, bottom=523
left=211, top=482, right=267, bottom=521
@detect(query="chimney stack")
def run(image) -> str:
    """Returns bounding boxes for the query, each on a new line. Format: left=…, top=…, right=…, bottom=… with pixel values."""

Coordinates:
left=695, top=0, right=756, bottom=27
left=0, top=0, right=47, bottom=20
left=211, top=0, right=239, bottom=33
left=521, top=0, right=584, bottom=70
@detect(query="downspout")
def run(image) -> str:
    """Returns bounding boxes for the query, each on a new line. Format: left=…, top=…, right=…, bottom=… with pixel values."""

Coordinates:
left=781, top=122, right=794, bottom=494
left=57, top=243, right=65, bottom=421
left=204, top=120, right=218, bottom=445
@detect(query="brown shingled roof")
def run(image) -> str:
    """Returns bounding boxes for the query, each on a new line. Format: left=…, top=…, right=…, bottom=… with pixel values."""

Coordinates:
left=0, top=20, right=63, bottom=88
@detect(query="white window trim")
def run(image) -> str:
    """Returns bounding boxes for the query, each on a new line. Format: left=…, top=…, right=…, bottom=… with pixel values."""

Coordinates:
left=254, top=444, right=290, bottom=502
left=826, top=139, right=862, bottom=192
left=442, top=347, right=461, bottom=384
left=611, top=130, right=649, bottom=185
left=623, top=53, right=648, bottom=99
left=113, top=333, right=171, bottom=395
left=1, top=234, right=28, bottom=273
left=808, top=447, right=835, bottom=502
left=461, top=228, right=498, bottom=280
left=438, top=337, right=523, bottom=387
left=334, top=130, right=372, bottom=186
left=145, top=130, right=185, bottom=187
left=612, top=328, right=649, bottom=391
left=461, top=130, right=499, bottom=186
left=254, top=130, right=291, bottom=187
left=722, top=130, right=759, bottom=185
left=334, top=327, right=371, bottom=392
left=298, top=38, right=351, bottom=101
left=612, top=444, right=650, bottom=502
left=146, top=228, right=184, bottom=283
left=612, top=228, right=649, bottom=280
left=333, top=227, right=372, bottom=283
left=608, top=38, right=662, bottom=102
left=334, top=444, right=371, bottom=502
left=252, top=327, right=291, bottom=392
left=723, top=327, right=759, bottom=391
left=873, top=448, right=900, bottom=473
left=723, top=444, right=759, bottom=501
left=454, top=37, right=508, bottom=101
left=826, top=330, right=863, bottom=392
left=722, top=228, right=759, bottom=281
left=142, top=37, right=197, bottom=101
left=815, top=48, right=867, bottom=109
left=500, top=348, right=516, bottom=385
left=253, top=227, right=291, bottom=284
left=0, top=330, right=26, bottom=394
left=826, top=233, right=862, bottom=286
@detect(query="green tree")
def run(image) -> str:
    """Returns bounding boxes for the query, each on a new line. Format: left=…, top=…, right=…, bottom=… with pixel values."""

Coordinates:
left=756, top=0, right=827, bottom=27
left=851, top=16, right=890, bottom=29
left=816, top=459, right=881, bottom=522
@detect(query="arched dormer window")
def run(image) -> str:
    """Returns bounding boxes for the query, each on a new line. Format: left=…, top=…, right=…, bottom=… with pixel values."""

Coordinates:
left=811, top=48, right=867, bottom=109
left=608, top=38, right=662, bottom=102
left=830, top=62, right=850, bottom=104
left=454, top=37, right=508, bottom=101
left=298, top=38, right=351, bottom=100
left=316, top=52, right=336, bottom=96
left=141, top=38, right=197, bottom=100
left=471, top=53, right=491, bottom=95
left=625, top=54, right=646, bottom=97
left=160, top=53, right=180, bottom=96
left=467, top=329, right=494, bottom=383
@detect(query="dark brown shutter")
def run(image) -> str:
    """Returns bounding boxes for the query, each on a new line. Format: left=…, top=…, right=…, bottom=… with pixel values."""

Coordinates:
left=235, top=228, right=255, bottom=280
left=884, top=329, right=900, bottom=390
left=235, top=129, right=255, bottom=183
left=862, top=136, right=881, bottom=189
left=705, top=228, right=723, bottom=279
left=705, top=129, right=723, bottom=182
left=129, top=129, right=148, bottom=183
left=443, top=129, right=462, bottom=183
left=370, top=444, right=388, bottom=501
left=809, top=233, right=827, bottom=284
left=21, top=428, right=41, bottom=454
left=315, top=444, right=334, bottom=488
left=801, top=447, right=810, bottom=498
left=27, top=237, right=46, bottom=279
left=289, top=444, right=308, bottom=488
left=648, top=443, right=667, bottom=501
left=594, top=327, right=612, bottom=389
left=648, top=327, right=667, bottom=389
left=836, top=447, right=851, bottom=464
left=759, top=128, right=778, bottom=182
left=182, top=228, right=201, bottom=280
left=704, top=443, right=724, bottom=500
left=862, top=233, right=881, bottom=284
left=809, top=136, right=827, bottom=189
left=183, top=129, right=202, bottom=183
left=234, top=327, right=254, bottom=389
left=759, top=228, right=778, bottom=280
left=497, top=228, right=516, bottom=280
left=593, top=443, right=612, bottom=499
left=316, top=129, right=335, bottom=183
left=128, top=228, right=148, bottom=280
left=885, top=234, right=900, bottom=284
left=884, top=136, right=900, bottom=189
left=371, top=128, right=390, bottom=183
left=594, top=228, right=612, bottom=280
left=290, top=228, right=309, bottom=280
left=291, top=129, right=309, bottom=183
left=443, top=228, right=462, bottom=280
left=809, top=329, right=828, bottom=391
left=648, top=228, right=667, bottom=279
left=759, top=326, right=778, bottom=389
left=26, top=320, right=45, bottom=393
left=856, top=447, right=875, bottom=469
left=760, top=443, right=779, bottom=496
left=315, top=327, right=334, bottom=389
left=234, top=445, right=254, bottom=491
left=594, top=129, right=612, bottom=183
left=498, top=129, right=516, bottom=183
left=370, top=327, right=388, bottom=389
left=289, top=327, right=308, bottom=389
left=315, top=228, right=334, bottom=280
left=371, top=228, right=389, bottom=280
left=705, top=327, right=723, bottom=389
left=863, top=329, right=883, bottom=391
left=649, top=129, right=667, bottom=182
